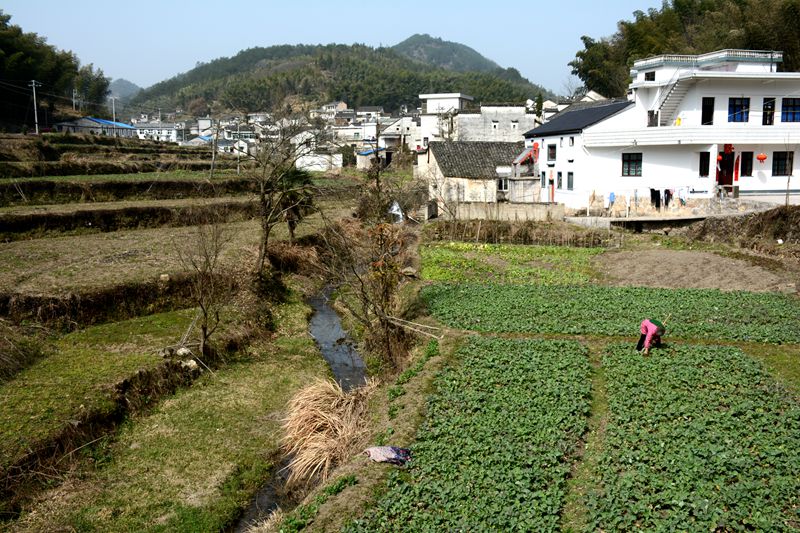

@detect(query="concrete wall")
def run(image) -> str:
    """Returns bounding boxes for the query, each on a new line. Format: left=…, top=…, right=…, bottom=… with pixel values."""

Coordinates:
left=296, top=153, right=343, bottom=172
left=455, top=107, right=537, bottom=142
left=447, top=202, right=565, bottom=221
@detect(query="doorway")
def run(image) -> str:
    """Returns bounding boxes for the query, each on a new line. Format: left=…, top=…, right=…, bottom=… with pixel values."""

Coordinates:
left=716, top=151, right=735, bottom=188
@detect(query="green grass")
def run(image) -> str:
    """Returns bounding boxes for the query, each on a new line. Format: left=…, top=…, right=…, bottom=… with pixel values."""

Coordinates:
left=589, top=343, right=800, bottom=531
left=0, top=309, right=195, bottom=472
left=420, top=242, right=602, bottom=285
left=13, top=295, right=329, bottom=532
left=0, top=170, right=240, bottom=184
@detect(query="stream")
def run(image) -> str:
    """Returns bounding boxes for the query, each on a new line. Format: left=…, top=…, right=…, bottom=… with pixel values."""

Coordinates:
left=232, top=287, right=367, bottom=532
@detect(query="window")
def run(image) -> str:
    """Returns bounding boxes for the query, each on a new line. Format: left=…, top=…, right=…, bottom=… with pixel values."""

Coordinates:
left=557, top=171, right=563, bottom=189
left=622, top=153, right=642, bottom=176
left=772, top=151, right=794, bottom=176
left=423, top=136, right=428, bottom=147
left=763, top=98, right=775, bottom=125
left=647, top=110, right=659, bottom=127
left=701, top=97, right=714, bottom=125
left=541, top=171, right=546, bottom=184
left=511, top=121, right=518, bottom=130
left=644, top=71, right=655, bottom=81
left=492, top=121, right=498, bottom=130
left=497, top=178, right=509, bottom=191
left=559, top=137, right=564, bottom=147
left=354, top=132, right=360, bottom=139
left=567, top=172, right=574, bottom=190
left=699, top=152, right=710, bottom=177
left=569, top=136, right=574, bottom=146
left=781, top=98, right=800, bottom=122
left=728, top=98, right=750, bottom=122
left=741, top=151, right=753, bottom=176
left=547, top=144, right=556, bottom=161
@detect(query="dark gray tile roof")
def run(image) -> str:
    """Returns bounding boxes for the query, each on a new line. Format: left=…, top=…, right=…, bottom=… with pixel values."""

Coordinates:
left=429, top=141, right=524, bottom=178
left=523, top=99, right=633, bottom=137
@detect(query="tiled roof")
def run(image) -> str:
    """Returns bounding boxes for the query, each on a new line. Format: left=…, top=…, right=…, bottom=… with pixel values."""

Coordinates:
left=523, top=100, right=632, bottom=137
left=429, top=141, right=524, bottom=179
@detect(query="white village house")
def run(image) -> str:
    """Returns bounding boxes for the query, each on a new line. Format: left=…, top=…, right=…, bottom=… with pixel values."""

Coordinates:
left=524, top=49, right=800, bottom=211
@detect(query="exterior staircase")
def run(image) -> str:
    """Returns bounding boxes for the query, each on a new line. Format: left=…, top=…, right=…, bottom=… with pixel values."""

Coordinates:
left=657, top=79, right=694, bottom=126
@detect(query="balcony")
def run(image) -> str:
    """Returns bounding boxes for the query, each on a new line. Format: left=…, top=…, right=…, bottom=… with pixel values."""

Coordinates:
left=583, top=124, right=800, bottom=148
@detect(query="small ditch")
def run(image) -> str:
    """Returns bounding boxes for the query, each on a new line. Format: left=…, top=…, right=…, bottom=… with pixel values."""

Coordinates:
left=231, top=286, right=367, bottom=532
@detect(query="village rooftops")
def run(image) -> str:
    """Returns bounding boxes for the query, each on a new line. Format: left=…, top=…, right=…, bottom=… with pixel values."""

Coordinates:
left=428, top=141, right=524, bottom=179
left=523, top=100, right=632, bottom=138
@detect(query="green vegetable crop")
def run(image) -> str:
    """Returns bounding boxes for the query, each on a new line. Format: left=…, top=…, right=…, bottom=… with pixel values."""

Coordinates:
left=346, top=338, right=591, bottom=532
left=588, top=343, right=800, bottom=531
left=422, top=284, right=800, bottom=343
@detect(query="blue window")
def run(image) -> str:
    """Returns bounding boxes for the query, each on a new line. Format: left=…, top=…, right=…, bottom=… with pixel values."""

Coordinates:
left=728, top=98, right=749, bottom=122
left=781, top=98, right=800, bottom=122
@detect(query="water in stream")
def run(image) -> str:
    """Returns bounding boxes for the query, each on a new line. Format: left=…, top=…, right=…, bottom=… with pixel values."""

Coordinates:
left=232, top=287, right=367, bottom=532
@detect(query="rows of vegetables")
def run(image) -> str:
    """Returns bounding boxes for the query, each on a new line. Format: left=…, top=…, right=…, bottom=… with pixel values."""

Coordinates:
left=422, top=283, right=800, bottom=343
left=347, top=338, right=591, bottom=531
left=350, top=243, right=800, bottom=530
left=590, top=343, right=800, bottom=531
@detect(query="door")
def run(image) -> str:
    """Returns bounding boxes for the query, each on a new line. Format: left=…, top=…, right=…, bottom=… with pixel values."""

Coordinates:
left=716, top=151, right=735, bottom=187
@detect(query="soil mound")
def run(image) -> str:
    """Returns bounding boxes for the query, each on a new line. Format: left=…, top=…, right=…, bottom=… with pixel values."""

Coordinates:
left=687, top=206, right=800, bottom=257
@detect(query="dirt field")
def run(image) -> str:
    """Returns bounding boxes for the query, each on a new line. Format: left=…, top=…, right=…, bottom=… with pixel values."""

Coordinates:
left=594, top=249, right=798, bottom=293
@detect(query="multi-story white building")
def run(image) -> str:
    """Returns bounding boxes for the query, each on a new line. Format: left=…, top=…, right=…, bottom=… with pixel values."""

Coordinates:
left=524, top=49, right=800, bottom=209
left=135, top=122, right=183, bottom=143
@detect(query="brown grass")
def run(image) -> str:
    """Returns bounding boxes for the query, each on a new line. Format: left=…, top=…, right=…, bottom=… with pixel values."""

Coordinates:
left=281, top=378, right=378, bottom=488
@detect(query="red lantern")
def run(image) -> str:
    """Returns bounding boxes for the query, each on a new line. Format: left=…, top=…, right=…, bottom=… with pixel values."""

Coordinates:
left=757, top=153, right=767, bottom=163
left=717, top=154, right=723, bottom=162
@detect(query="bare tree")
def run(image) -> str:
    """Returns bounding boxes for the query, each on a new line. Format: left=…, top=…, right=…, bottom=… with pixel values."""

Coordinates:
left=237, top=112, right=325, bottom=275
left=175, top=210, right=236, bottom=357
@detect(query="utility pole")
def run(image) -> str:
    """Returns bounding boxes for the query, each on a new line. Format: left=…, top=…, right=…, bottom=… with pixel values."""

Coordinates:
left=236, top=119, right=241, bottom=175
left=29, top=80, right=42, bottom=134
left=72, top=88, right=77, bottom=111
left=109, top=96, right=118, bottom=136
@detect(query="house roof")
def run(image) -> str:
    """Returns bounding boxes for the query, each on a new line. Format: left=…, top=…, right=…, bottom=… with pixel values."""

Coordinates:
left=85, top=117, right=135, bottom=129
left=429, top=141, right=524, bottom=179
left=523, top=100, right=632, bottom=138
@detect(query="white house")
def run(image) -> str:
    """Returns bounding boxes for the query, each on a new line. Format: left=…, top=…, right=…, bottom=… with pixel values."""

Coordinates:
left=135, top=122, right=183, bottom=143
left=524, top=49, right=800, bottom=210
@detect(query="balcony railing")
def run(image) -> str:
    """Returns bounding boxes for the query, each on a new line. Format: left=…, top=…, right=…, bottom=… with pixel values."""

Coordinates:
left=633, top=50, right=783, bottom=71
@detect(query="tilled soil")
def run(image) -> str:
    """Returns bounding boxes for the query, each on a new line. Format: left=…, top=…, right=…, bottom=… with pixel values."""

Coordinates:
left=594, top=249, right=797, bottom=293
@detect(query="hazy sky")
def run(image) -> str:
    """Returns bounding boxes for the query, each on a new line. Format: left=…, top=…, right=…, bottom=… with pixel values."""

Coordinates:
left=3, top=0, right=661, bottom=94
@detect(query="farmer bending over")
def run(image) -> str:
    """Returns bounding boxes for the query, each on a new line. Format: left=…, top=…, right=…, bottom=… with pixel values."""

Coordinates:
left=636, top=318, right=665, bottom=354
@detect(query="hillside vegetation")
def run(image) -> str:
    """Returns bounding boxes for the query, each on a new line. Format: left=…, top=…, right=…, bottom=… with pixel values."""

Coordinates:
left=571, top=0, right=800, bottom=97
left=130, top=42, right=552, bottom=114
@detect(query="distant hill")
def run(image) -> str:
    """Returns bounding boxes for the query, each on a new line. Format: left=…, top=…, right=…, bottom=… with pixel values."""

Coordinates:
left=129, top=42, right=553, bottom=115
left=392, top=34, right=500, bottom=73
left=110, top=79, right=142, bottom=101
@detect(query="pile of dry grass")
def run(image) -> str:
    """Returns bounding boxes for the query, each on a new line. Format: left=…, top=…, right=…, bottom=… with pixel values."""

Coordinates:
left=281, top=378, right=378, bottom=488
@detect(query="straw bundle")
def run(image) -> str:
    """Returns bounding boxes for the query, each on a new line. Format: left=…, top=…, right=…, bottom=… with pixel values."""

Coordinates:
left=281, top=378, right=378, bottom=487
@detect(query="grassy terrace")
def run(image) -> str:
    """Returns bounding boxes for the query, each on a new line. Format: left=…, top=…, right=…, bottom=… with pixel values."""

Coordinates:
left=0, top=309, right=195, bottom=475
left=11, top=295, right=329, bottom=532
left=0, top=200, right=350, bottom=295
left=0, top=196, right=254, bottom=216
left=0, top=170, right=242, bottom=184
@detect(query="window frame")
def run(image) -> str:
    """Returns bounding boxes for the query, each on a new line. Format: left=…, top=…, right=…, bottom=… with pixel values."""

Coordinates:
left=547, top=144, right=556, bottom=161
left=763, top=98, right=775, bottom=126
left=701, top=97, right=715, bottom=125
left=699, top=152, right=710, bottom=177
left=772, top=151, right=794, bottom=176
left=781, top=98, right=800, bottom=122
left=567, top=171, right=574, bottom=190
left=728, top=97, right=750, bottom=123
left=740, top=152, right=753, bottom=177
left=557, top=171, right=563, bottom=189
left=644, top=71, right=655, bottom=82
left=497, top=177, right=509, bottom=192
left=622, top=153, right=643, bottom=177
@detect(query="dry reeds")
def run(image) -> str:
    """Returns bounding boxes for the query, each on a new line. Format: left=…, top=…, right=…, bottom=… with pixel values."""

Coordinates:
left=281, top=378, right=378, bottom=488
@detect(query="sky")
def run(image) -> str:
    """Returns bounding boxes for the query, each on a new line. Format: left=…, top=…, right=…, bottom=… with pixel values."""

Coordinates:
left=2, top=0, right=662, bottom=95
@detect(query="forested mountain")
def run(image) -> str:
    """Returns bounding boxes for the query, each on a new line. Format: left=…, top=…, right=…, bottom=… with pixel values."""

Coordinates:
left=393, top=33, right=501, bottom=73
left=0, top=10, right=109, bottom=129
left=109, top=79, right=142, bottom=101
left=570, top=0, right=800, bottom=98
left=130, top=42, right=553, bottom=115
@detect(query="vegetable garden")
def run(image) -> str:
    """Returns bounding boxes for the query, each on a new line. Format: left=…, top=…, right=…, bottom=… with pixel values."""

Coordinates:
left=351, top=243, right=800, bottom=531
